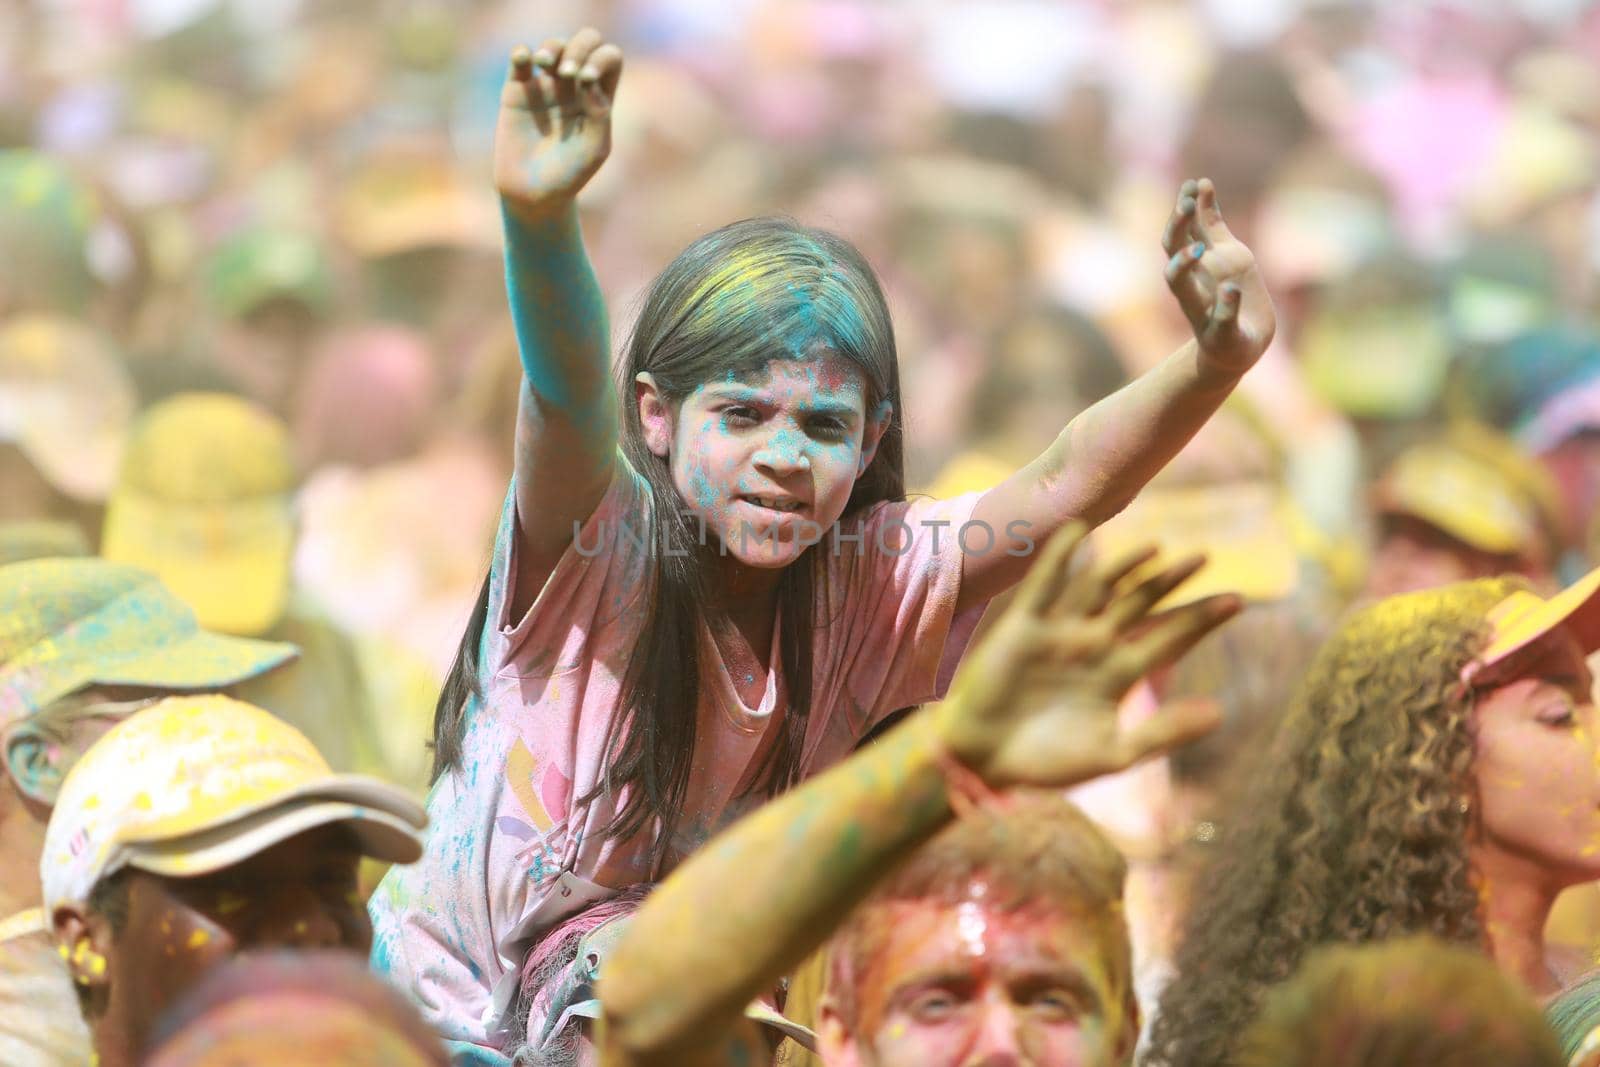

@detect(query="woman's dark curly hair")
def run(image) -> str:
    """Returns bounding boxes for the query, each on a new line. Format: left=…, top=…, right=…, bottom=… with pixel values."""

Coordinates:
left=1143, top=576, right=1526, bottom=1067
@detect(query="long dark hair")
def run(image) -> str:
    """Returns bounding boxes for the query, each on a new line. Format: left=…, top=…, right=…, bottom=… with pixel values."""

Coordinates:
left=433, top=218, right=905, bottom=869
left=1143, top=577, right=1522, bottom=1067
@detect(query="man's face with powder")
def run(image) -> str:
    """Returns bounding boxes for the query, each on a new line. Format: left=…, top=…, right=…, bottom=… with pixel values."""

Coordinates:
left=58, top=824, right=369, bottom=1065
left=820, top=893, right=1135, bottom=1067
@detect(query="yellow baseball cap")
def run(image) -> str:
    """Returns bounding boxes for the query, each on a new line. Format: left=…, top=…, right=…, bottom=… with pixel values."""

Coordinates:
left=102, top=393, right=296, bottom=636
left=1090, top=481, right=1300, bottom=605
left=1462, top=564, right=1600, bottom=686
left=1375, top=425, right=1560, bottom=563
left=42, top=695, right=425, bottom=915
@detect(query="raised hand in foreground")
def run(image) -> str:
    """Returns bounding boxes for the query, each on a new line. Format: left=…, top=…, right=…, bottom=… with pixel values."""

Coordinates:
left=938, top=520, right=1238, bottom=789
left=597, top=525, right=1240, bottom=1067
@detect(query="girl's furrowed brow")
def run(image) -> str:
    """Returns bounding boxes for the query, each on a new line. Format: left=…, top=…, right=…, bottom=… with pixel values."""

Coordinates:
left=702, top=385, right=767, bottom=404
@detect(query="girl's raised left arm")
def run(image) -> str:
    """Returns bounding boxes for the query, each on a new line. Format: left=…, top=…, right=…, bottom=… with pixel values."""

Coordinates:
left=959, top=178, right=1275, bottom=612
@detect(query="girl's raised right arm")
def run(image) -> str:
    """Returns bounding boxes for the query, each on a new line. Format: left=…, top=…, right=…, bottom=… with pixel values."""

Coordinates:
left=494, top=29, right=624, bottom=617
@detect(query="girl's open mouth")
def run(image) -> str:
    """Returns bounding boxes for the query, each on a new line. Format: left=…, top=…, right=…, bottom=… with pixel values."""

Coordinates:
left=738, top=495, right=807, bottom=515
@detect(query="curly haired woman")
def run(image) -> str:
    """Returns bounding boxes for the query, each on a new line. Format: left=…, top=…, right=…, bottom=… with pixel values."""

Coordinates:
left=1144, top=567, right=1600, bottom=1067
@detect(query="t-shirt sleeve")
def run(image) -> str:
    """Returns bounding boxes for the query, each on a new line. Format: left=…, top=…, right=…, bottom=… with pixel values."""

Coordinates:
left=822, top=491, right=991, bottom=733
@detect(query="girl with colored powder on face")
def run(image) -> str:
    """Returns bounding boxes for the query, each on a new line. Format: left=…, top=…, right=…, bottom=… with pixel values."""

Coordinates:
left=369, top=27, right=1277, bottom=1063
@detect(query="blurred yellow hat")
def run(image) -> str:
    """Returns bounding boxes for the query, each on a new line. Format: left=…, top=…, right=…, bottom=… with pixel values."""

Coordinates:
left=1375, top=424, right=1561, bottom=564
left=0, top=314, right=135, bottom=500
left=335, top=156, right=498, bottom=259
left=102, top=393, right=295, bottom=636
left=1092, top=481, right=1300, bottom=605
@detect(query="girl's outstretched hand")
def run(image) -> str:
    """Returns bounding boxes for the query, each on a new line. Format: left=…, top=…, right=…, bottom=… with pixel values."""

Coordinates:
left=936, top=523, right=1241, bottom=790
left=494, top=28, right=623, bottom=223
left=1162, top=177, right=1277, bottom=376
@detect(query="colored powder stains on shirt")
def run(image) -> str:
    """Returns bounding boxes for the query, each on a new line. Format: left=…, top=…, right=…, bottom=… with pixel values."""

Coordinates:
left=369, top=474, right=989, bottom=1049
left=504, top=740, right=555, bottom=833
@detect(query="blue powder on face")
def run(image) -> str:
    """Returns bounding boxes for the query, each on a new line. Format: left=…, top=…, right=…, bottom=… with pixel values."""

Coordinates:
left=688, top=467, right=718, bottom=509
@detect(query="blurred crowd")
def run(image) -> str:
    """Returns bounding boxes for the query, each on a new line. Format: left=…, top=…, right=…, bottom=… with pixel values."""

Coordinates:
left=8, top=0, right=1600, bottom=1064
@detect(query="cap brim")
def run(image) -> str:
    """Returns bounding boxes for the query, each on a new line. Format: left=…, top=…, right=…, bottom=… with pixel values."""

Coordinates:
left=92, top=629, right=298, bottom=693
left=1474, top=565, right=1600, bottom=674
left=118, top=776, right=426, bottom=878
left=1376, top=494, right=1527, bottom=556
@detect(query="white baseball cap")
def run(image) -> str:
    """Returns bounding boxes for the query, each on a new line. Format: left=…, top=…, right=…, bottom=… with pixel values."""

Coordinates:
left=42, top=695, right=425, bottom=916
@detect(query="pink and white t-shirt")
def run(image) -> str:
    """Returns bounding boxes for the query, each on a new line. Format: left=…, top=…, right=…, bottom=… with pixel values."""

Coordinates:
left=369, top=469, right=986, bottom=1058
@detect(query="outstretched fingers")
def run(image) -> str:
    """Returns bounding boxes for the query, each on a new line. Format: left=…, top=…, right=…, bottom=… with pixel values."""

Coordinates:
left=1013, top=522, right=1091, bottom=618
left=578, top=43, right=624, bottom=118
left=1103, top=553, right=1208, bottom=629
left=511, top=30, right=613, bottom=121
left=1160, top=179, right=1200, bottom=255
left=1071, top=544, right=1160, bottom=618
left=1117, top=698, right=1224, bottom=766
left=1121, top=594, right=1242, bottom=685
left=1201, top=283, right=1244, bottom=348
left=1191, top=178, right=1238, bottom=248
left=1161, top=181, right=1210, bottom=334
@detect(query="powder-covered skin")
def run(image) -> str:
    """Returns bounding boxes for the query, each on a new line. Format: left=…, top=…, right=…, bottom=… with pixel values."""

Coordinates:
left=851, top=899, right=1125, bottom=1067
left=70, top=827, right=372, bottom=1067
left=1471, top=630, right=1600, bottom=995
left=593, top=523, right=1232, bottom=1067
left=368, top=474, right=986, bottom=1059
left=652, top=355, right=884, bottom=574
